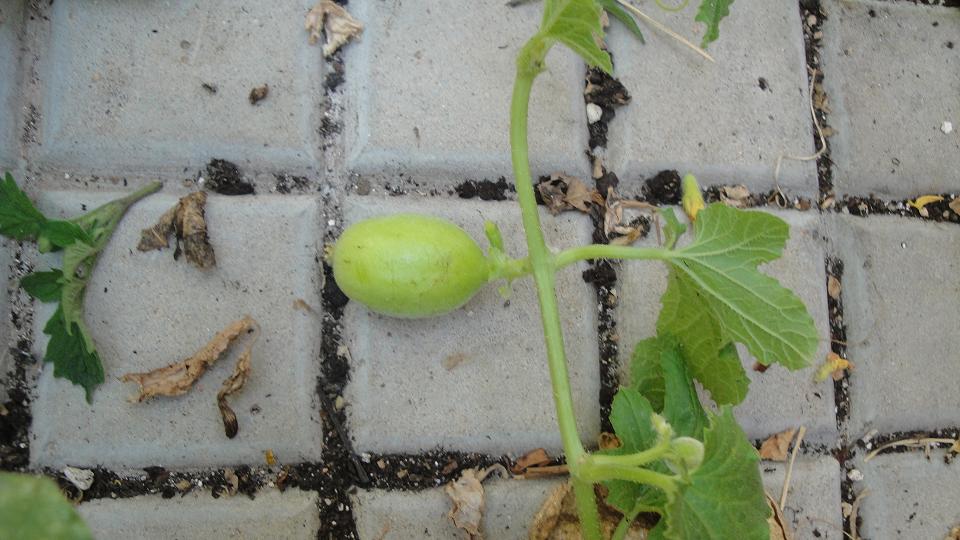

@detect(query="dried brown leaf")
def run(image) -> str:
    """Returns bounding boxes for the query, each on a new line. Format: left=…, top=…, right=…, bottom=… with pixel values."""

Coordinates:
left=720, top=185, right=751, bottom=207
left=222, top=468, right=239, bottom=497
left=530, top=482, right=647, bottom=540
left=120, top=316, right=256, bottom=402
left=827, top=275, right=841, bottom=300
left=446, top=469, right=486, bottom=538
left=217, top=339, right=254, bottom=439
left=949, top=198, right=960, bottom=216
left=248, top=84, right=269, bottom=105
left=815, top=352, right=853, bottom=383
left=138, top=191, right=216, bottom=269
left=563, top=178, right=595, bottom=213
left=529, top=482, right=571, bottom=540
left=946, top=525, right=960, bottom=540
left=306, top=0, right=364, bottom=57
left=760, top=428, right=797, bottom=462
left=511, top=448, right=551, bottom=475
left=766, top=493, right=793, bottom=540
left=598, top=432, right=621, bottom=451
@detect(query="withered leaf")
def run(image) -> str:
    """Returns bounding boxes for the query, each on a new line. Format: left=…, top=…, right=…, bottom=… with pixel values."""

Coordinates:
left=827, top=275, right=841, bottom=300
left=120, top=316, right=256, bottom=402
left=138, top=191, right=216, bottom=269
left=530, top=482, right=647, bottom=539
left=529, top=482, right=571, bottom=540
left=598, top=432, right=621, bottom=451
left=759, top=428, right=796, bottom=462
left=445, top=468, right=486, bottom=539
left=563, top=178, right=595, bottom=213
left=949, top=198, right=960, bottom=216
left=306, top=0, right=364, bottom=57
left=720, top=185, right=751, bottom=207
left=537, top=174, right=599, bottom=215
left=510, top=448, right=551, bottom=475
left=766, top=493, right=793, bottom=540
left=217, top=336, right=255, bottom=439
left=815, top=352, right=853, bottom=383
left=222, top=468, right=239, bottom=497
left=947, top=525, right=960, bottom=540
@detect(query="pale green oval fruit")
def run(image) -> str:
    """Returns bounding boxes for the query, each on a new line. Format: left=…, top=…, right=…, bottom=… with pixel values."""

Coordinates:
left=332, top=214, right=491, bottom=318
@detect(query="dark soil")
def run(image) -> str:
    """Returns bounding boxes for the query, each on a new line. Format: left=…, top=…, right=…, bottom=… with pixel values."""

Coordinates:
left=839, top=194, right=960, bottom=223
left=584, top=67, right=631, bottom=149
left=273, top=174, right=310, bottom=194
left=641, top=170, right=682, bottom=204
left=204, top=159, right=255, bottom=196
left=454, top=177, right=514, bottom=201
left=799, top=0, right=834, bottom=200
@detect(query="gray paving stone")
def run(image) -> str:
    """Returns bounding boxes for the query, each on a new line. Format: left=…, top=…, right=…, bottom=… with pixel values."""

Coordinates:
left=342, top=196, right=599, bottom=454
left=352, top=478, right=561, bottom=539
left=829, top=215, right=960, bottom=436
left=29, top=190, right=324, bottom=469
left=32, top=1, right=324, bottom=175
left=617, top=209, right=836, bottom=443
left=761, top=457, right=844, bottom=540
left=342, top=0, right=591, bottom=183
left=605, top=0, right=816, bottom=195
left=821, top=1, right=960, bottom=198
left=78, top=489, right=320, bottom=540
left=0, top=2, right=23, bottom=168
left=857, top=452, right=960, bottom=539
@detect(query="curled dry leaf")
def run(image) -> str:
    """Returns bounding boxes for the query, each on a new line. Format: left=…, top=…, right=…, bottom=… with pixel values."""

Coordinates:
left=530, top=482, right=647, bottom=540
left=511, top=448, right=551, bottom=475
left=949, top=198, right=960, bottom=216
left=759, top=428, right=797, bottom=462
left=537, top=174, right=600, bottom=215
left=529, top=482, right=571, bottom=540
left=218, top=337, right=255, bottom=439
left=946, top=525, right=960, bottom=540
left=306, top=0, right=364, bottom=57
left=120, top=316, right=256, bottom=402
left=827, top=275, right=841, bottom=300
left=766, top=493, right=793, bottom=540
left=720, top=185, right=751, bottom=208
left=598, top=432, right=622, bottom=451
left=815, top=352, right=853, bottom=383
left=222, top=468, right=239, bottom=497
left=138, top=191, right=216, bottom=269
left=445, top=468, right=488, bottom=539
left=604, top=187, right=657, bottom=246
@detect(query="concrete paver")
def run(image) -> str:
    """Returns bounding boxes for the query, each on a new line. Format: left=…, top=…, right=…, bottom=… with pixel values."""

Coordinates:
left=78, top=489, right=321, bottom=540
left=342, top=195, right=599, bottom=455
left=617, top=209, right=836, bottom=443
left=761, top=457, right=844, bottom=539
left=31, top=1, right=324, bottom=176
left=342, top=0, right=590, bottom=183
left=821, top=0, right=960, bottom=198
left=0, top=1, right=23, bottom=168
left=352, top=478, right=561, bottom=539
left=829, top=215, right=960, bottom=437
left=605, top=0, right=817, bottom=195
left=29, top=190, right=324, bottom=469
left=857, top=452, right=960, bottom=540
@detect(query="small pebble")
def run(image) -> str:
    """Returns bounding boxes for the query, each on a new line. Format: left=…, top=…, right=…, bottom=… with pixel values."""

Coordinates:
left=586, top=103, right=603, bottom=124
left=847, top=469, right=864, bottom=482
left=942, top=121, right=954, bottom=134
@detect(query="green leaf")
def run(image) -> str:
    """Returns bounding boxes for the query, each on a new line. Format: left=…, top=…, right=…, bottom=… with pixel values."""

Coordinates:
left=659, top=208, right=686, bottom=249
left=604, top=388, right=669, bottom=512
left=694, top=0, right=734, bottom=49
left=657, top=268, right=750, bottom=405
left=539, top=0, right=613, bottom=72
left=663, top=407, right=769, bottom=540
left=0, top=472, right=94, bottom=540
left=630, top=336, right=666, bottom=410
left=38, top=220, right=92, bottom=250
left=0, top=172, right=47, bottom=240
left=21, top=270, right=64, bottom=302
left=666, top=204, right=818, bottom=371
left=660, top=340, right=707, bottom=439
left=43, top=307, right=103, bottom=403
left=597, top=0, right=645, bottom=43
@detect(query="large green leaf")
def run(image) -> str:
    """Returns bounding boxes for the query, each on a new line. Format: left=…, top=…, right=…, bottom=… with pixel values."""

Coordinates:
left=630, top=336, right=666, bottom=411
left=0, top=472, right=94, bottom=540
left=660, top=341, right=707, bottom=439
left=0, top=172, right=47, bottom=240
left=694, top=0, right=734, bottom=49
left=43, top=307, right=103, bottom=403
left=657, top=268, right=750, bottom=405
left=21, top=270, right=64, bottom=303
left=605, top=388, right=668, bottom=512
left=665, top=204, right=818, bottom=371
left=539, top=0, right=613, bottom=72
left=663, top=407, right=769, bottom=540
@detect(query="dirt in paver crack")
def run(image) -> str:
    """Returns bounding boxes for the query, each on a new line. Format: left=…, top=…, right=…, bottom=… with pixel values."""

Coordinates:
left=584, top=66, right=630, bottom=149
left=840, top=194, right=960, bottom=224
left=641, top=170, right=682, bottom=204
left=203, top=159, right=255, bottom=196
left=454, top=177, right=514, bottom=200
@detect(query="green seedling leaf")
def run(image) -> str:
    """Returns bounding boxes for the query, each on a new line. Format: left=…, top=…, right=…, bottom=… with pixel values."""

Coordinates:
left=657, top=270, right=750, bottom=405
left=539, top=0, right=613, bottom=72
left=0, top=472, right=94, bottom=540
left=665, top=203, right=818, bottom=372
left=659, top=208, right=686, bottom=250
left=660, top=340, right=707, bottom=439
left=38, top=220, right=92, bottom=251
left=21, top=270, right=64, bottom=302
left=694, top=0, right=734, bottom=49
left=43, top=307, right=103, bottom=403
left=597, top=0, right=645, bottom=43
left=0, top=172, right=47, bottom=240
left=663, top=407, right=770, bottom=540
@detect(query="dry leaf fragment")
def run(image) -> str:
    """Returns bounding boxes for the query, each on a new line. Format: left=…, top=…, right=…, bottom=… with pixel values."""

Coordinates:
left=120, top=316, right=256, bottom=402
left=138, top=191, right=216, bottom=269
left=720, top=185, right=751, bottom=207
left=529, top=482, right=571, bottom=540
left=766, top=493, right=793, bottom=540
left=445, top=468, right=487, bottom=539
left=815, top=352, right=853, bottom=382
left=946, top=525, right=960, bottom=540
left=248, top=84, right=269, bottom=105
left=265, top=449, right=276, bottom=466
left=511, top=448, right=551, bottom=475
left=218, top=338, right=255, bottom=439
left=598, top=432, right=621, bottom=450
left=760, top=428, right=797, bottom=461
left=537, top=174, right=599, bottom=215
left=827, top=275, right=841, bottom=300
left=908, top=195, right=944, bottom=218
left=305, top=1, right=364, bottom=57
left=222, top=468, right=239, bottom=497
left=949, top=198, right=960, bottom=216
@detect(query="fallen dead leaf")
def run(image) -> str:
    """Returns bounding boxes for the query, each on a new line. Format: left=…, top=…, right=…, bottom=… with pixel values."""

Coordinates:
left=511, top=448, right=551, bottom=475
left=138, top=191, right=216, bottom=269
left=120, top=316, right=257, bottom=402
left=222, top=468, right=239, bottom=497
left=217, top=328, right=257, bottom=439
left=946, top=525, right=960, bottom=540
left=598, top=432, right=621, bottom=451
left=537, top=174, right=599, bottom=215
left=564, top=177, right=595, bottom=213
left=815, top=352, right=853, bottom=382
left=530, top=482, right=647, bottom=540
left=248, top=84, right=269, bottom=105
left=604, top=188, right=657, bottom=246
left=529, top=482, right=571, bottom=540
left=827, top=275, right=841, bottom=300
left=175, top=479, right=192, bottom=492
left=62, top=467, right=95, bottom=491
left=445, top=467, right=504, bottom=539
left=949, top=198, right=960, bottom=216
left=720, top=185, right=751, bottom=207
left=908, top=195, right=944, bottom=212
left=305, top=1, right=364, bottom=57
left=265, top=449, right=276, bottom=466
left=766, top=493, right=793, bottom=540
left=760, top=428, right=797, bottom=462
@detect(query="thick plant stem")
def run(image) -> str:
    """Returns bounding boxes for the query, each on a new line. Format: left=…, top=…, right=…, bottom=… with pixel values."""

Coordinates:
left=554, top=243, right=673, bottom=270
left=510, top=64, right=601, bottom=539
